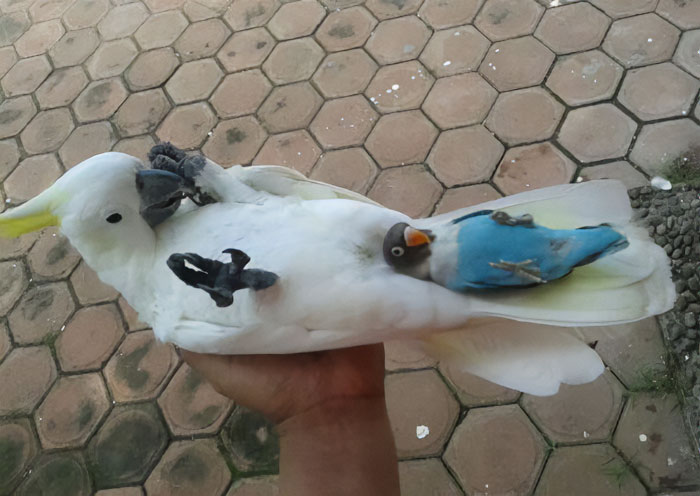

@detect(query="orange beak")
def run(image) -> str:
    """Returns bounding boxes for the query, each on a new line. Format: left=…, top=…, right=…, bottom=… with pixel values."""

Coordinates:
left=404, top=227, right=432, bottom=247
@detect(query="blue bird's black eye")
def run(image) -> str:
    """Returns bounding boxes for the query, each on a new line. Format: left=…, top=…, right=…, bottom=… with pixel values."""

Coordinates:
left=106, top=213, right=122, bottom=224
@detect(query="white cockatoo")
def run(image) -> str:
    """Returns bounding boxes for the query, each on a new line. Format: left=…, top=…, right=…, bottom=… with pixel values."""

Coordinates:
left=0, top=145, right=674, bottom=395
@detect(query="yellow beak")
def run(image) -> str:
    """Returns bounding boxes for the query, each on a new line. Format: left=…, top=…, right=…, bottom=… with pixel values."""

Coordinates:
left=0, top=189, right=62, bottom=238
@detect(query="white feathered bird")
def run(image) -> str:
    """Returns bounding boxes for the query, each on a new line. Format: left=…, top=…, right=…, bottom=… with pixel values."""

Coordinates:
left=0, top=150, right=674, bottom=395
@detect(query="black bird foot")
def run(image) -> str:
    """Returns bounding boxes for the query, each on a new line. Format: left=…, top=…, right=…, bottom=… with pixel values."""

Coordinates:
left=148, top=143, right=217, bottom=206
left=491, top=211, right=535, bottom=228
left=167, top=249, right=279, bottom=307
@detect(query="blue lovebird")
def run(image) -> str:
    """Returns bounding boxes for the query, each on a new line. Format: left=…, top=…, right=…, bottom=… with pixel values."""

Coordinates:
left=383, top=209, right=630, bottom=291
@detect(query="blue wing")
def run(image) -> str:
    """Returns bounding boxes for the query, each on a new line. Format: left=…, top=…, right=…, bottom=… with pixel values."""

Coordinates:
left=445, top=211, right=629, bottom=291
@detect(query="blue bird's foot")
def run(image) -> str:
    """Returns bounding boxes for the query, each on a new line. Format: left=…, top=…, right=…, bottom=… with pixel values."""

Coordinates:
left=167, top=249, right=279, bottom=307
left=488, top=259, right=545, bottom=284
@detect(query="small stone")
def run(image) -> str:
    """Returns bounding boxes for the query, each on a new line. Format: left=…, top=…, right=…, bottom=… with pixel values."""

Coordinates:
left=672, top=248, right=683, bottom=259
left=688, top=277, right=700, bottom=292
left=684, top=312, right=697, bottom=328
left=656, top=224, right=667, bottom=235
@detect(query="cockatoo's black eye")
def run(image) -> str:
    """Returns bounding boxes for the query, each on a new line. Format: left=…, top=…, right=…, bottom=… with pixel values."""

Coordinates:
left=106, top=213, right=122, bottom=224
left=391, top=246, right=405, bottom=257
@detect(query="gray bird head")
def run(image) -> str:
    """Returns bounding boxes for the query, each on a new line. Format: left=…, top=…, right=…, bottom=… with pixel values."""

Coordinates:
left=383, top=222, right=435, bottom=277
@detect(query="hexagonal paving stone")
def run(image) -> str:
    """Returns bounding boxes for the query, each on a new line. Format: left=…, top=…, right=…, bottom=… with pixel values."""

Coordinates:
left=535, top=444, right=646, bottom=496
left=368, top=165, right=443, bottom=217
left=1, top=55, right=51, bottom=97
left=56, top=304, right=125, bottom=372
left=59, top=122, right=117, bottom=168
left=253, top=130, right=321, bottom=175
left=104, top=330, right=178, bottom=403
left=20, top=108, right=73, bottom=154
left=614, top=393, right=700, bottom=488
left=113, top=135, right=156, bottom=164
left=365, top=110, right=438, bottom=168
left=134, top=10, right=188, bottom=50
left=383, top=339, right=436, bottom=371
left=0, top=321, right=9, bottom=362
left=0, top=46, right=17, bottom=79
left=310, top=147, right=378, bottom=194
left=224, top=0, right=280, bottom=30
left=674, top=30, right=700, bottom=78
left=29, top=0, right=75, bottom=22
left=0, top=260, right=27, bottom=317
left=420, top=25, right=490, bottom=78
left=0, top=95, right=36, bottom=139
left=220, top=406, right=279, bottom=473
left=0, top=12, right=29, bottom=47
left=602, top=13, right=680, bottom=68
left=521, top=370, right=624, bottom=444
left=312, top=49, right=378, bottom=98
left=144, top=0, right=186, bottom=12
left=267, top=0, right=325, bottom=40
left=422, top=73, right=497, bottom=130
left=262, top=37, right=324, bottom=84
left=0, top=346, right=57, bottom=416
left=165, top=59, right=223, bottom=104
left=49, top=28, right=99, bottom=68
left=618, top=62, right=700, bottom=121
left=475, top=0, right=544, bottom=42
left=257, top=82, right=323, bottom=133
left=36, top=66, right=88, bottom=110
left=444, top=405, right=547, bottom=495
left=157, top=102, right=217, bottom=149
left=658, top=0, right=700, bottom=29
left=439, top=361, right=520, bottom=406
left=0, top=139, right=19, bottom=181
left=4, top=154, right=62, bottom=203
left=558, top=103, right=637, bottom=163
left=97, top=3, right=149, bottom=40
left=86, top=38, right=138, bottom=80
left=0, top=419, right=38, bottom=495
left=418, top=0, right=482, bottom=29
left=63, top=0, right=110, bottom=30
left=535, top=3, right=610, bottom=54
left=35, top=373, right=110, bottom=449
left=27, top=227, right=80, bottom=281
left=0, top=232, right=38, bottom=262
left=126, top=47, right=180, bottom=92
left=434, top=183, right=502, bottom=214
left=385, top=369, right=459, bottom=458
left=366, top=0, right=422, bottom=20
left=479, top=36, right=555, bottom=91
left=203, top=116, right=268, bottom=166
left=578, top=161, right=649, bottom=189
left=217, top=28, right=275, bottom=73
left=174, top=18, right=230, bottom=62
left=629, top=119, right=700, bottom=176
left=158, top=363, right=233, bottom=437
left=88, top=403, right=168, bottom=489
left=94, top=488, right=144, bottom=496
left=427, top=125, right=504, bottom=187
left=494, top=142, right=576, bottom=195
left=365, top=61, right=434, bottom=114
left=70, top=260, right=120, bottom=304
left=8, top=282, right=75, bottom=345
left=15, top=452, right=92, bottom=496
left=114, top=89, right=171, bottom=138
left=14, top=19, right=64, bottom=58
left=118, top=296, right=149, bottom=333
left=399, top=458, right=462, bottom=496
left=72, top=78, right=128, bottom=124
left=145, top=439, right=231, bottom=495
left=589, top=0, right=656, bottom=18
left=210, top=70, right=271, bottom=119
left=226, top=477, right=279, bottom=496
left=546, top=50, right=624, bottom=106
left=365, top=16, right=430, bottom=65
left=486, top=87, right=564, bottom=145
left=315, top=6, right=377, bottom=52
left=310, top=95, right=377, bottom=150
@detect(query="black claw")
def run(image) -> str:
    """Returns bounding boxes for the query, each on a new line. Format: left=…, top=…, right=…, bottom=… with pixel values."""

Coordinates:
left=148, top=142, right=187, bottom=165
left=167, top=249, right=279, bottom=307
left=491, top=211, right=535, bottom=228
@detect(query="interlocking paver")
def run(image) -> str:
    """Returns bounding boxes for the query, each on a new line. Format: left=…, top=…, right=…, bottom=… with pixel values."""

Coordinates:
left=113, top=135, right=156, bottom=164
left=365, top=16, right=430, bottom=65
left=365, top=0, right=423, bottom=20
left=427, top=125, right=504, bottom=187
left=224, top=0, right=280, bottom=30
left=217, top=28, right=275, bottom=73
left=418, top=0, right=482, bottom=29
left=36, top=66, right=89, bottom=110
left=257, top=82, right=323, bottom=133
left=70, top=260, right=120, bottom=304
left=0, top=233, right=38, bottom=261
left=4, top=154, right=62, bottom=202
left=589, top=0, right=657, bottom=18
left=479, top=36, right=555, bottom=91
left=174, top=18, right=230, bottom=62
left=316, top=6, right=376, bottom=52
left=434, top=183, right=502, bottom=214
left=313, top=49, right=378, bottom=98
left=94, top=488, right=144, bottom=496
left=49, top=28, right=99, bottom=68
left=211, top=70, right=272, bottom=118
left=475, top=0, right=544, bottom=42
left=118, top=296, right=150, bottom=333
left=166, top=59, right=223, bottom=104
left=494, top=142, right=576, bottom=194
left=227, top=477, right=280, bottom=496
left=365, top=110, right=438, bottom=168
left=578, top=161, right=650, bottom=189
left=310, top=95, right=377, bottom=149
left=8, top=281, right=75, bottom=345
left=485, top=87, right=564, bottom=145
left=134, top=10, right=189, bottom=50
left=629, top=119, right=700, bottom=176
left=29, top=0, right=74, bottom=22
left=268, top=0, right=325, bottom=40
left=0, top=46, right=17, bottom=79
left=203, top=115, right=268, bottom=166
left=144, top=0, right=186, bottom=12
left=0, top=321, right=10, bottom=362
left=14, top=19, right=64, bottom=58
left=0, top=419, right=38, bottom=495
left=445, top=405, right=547, bottom=495
left=15, top=452, right=92, bottom=496
left=21, top=108, right=74, bottom=155
left=0, top=12, right=29, bottom=46
left=0, top=139, right=19, bottom=181
left=73, top=78, right=128, bottom=124
left=546, top=50, right=624, bottom=106
left=310, top=147, right=378, bottom=193
left=221, top=406, right=279, bottom=472
left=535, top=3, right=611, bottom=54
left=27, top=227, right=81, bottom=281
left=263, top=37, right=324, bottom=84
left=420, top=25, right=490, bottom=77
left=145, top=439, right=231, bottom=496
left=398, top=459, right=463, bottom=496
left=157, top=102, right=217, bottom=149
left=365, top=61, right=434, bottom=114
left=126, top=47, right=180, bottom=92
left=253, top=130, right=321, bottom=174
left=97, top=3, right=149, bottom=40
left=603, top=13, right=680, bottom=68
left=35, top=373, right=110, bottom=449
left=0, top=96, right=36, bottom=139
left=657, top=0, right=700, bottom=29
left=0, top=346, right=57, bottom=416
left=63, top=0, right=110, bottom=30
left=422, top=73, right=498, bottom=129
left=59, top=122, right=117, bottom=169
left=2, top=55, right=51, bottom=97
left=439, top=361, right=520, bottom=406
left=383, top=339, right=436, bottom=371
left=114, top=89, right=171, bottom=137
left=558, top=103, right=637, bottom=163
left=674, top=29, right=700, bottom=78
left=86, top=38, right=138, bottom=80
left=368, top=164, right=443, bottom=217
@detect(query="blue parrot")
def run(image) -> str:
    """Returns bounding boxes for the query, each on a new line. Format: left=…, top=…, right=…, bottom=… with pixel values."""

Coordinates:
left=383, top=209, right=629, bottom=291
